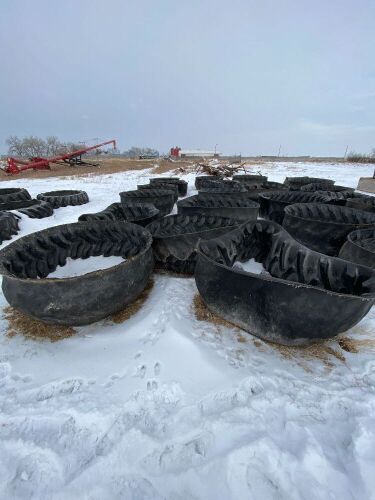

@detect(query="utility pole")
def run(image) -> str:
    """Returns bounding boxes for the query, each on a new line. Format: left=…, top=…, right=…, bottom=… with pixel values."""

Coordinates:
left=278, top=144, right=282, bottom=157
left=344, top=145, right=349, bottom=159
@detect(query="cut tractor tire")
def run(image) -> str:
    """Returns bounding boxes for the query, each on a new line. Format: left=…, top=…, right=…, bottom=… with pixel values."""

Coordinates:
left=120, top=189, right=175, bottom=217
left=150, top=177, right=188, bottom=196
left=282, top=203, right=375, bottom=256
left=0, top=212, right=20, bottom=244
left=195, top=219, right=375, bottom=345
left=37, top=190, right=89, bottom=208
left=259, top=191, right=331, bottom=224
left=146, top=214, right=241, bottom=274
left=0, top=199, right=54, bottom=219
left=138, top=183, right=179, bottom=202
left=339, top=228, right=375, bottom=269
left=0, top=221, right=153, bottom=326
left=284, top=176, right=334, bottom=190
left=79, top=202, right=159, bottom=226
left=177, top=194, right=259, bottom=221
left=0, top=188, right=31, bottom=204
left=232, top=174, right=268, bottom=188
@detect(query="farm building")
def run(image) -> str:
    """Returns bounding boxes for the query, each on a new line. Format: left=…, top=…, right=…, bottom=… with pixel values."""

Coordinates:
left=170, top=147, right=220, bottom=158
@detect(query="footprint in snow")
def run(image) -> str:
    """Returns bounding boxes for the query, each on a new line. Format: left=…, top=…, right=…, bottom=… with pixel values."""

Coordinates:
left=133, top=364, right=147, bottom=378
left=147, top=379, right=158, bottom=391
left=154, top=362, right=161, bottom=376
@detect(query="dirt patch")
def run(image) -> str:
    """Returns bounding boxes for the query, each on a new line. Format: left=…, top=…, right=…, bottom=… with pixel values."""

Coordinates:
left=4, top=306, right=75, bottom=342
left=192, top=294, right=351, bottom=371
left=193, top=294, right=235, bottom=328
left=109, top=278, right=154, bottom=324
left=0, top=157, right=178, bottom=181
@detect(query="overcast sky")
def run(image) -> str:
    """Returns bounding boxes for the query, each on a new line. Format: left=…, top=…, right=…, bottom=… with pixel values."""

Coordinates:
left=0, top=0, right=374, bottom=156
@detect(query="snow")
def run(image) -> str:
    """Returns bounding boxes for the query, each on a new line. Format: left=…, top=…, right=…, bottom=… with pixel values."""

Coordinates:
left=46, top=256, right=125, bottom=279
left=0, top=162, right=374, bottom=499
left=233, top=258, right=270, bottom=275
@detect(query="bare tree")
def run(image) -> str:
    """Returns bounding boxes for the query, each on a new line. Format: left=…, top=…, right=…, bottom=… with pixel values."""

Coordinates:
left=6, top=136, right=88, bottom=158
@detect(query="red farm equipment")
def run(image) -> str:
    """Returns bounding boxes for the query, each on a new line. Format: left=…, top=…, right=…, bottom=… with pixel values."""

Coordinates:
left=5, top=139, right=117, bottom=175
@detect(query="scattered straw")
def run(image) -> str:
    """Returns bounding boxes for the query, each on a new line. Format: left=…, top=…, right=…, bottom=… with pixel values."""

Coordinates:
left=4, top=306, right=74, bottom=342
left=193, top=294, right=234, bottom=328
left=109, top=278, right=154, bottom=324
left=192, top=294, right=354, bottom=371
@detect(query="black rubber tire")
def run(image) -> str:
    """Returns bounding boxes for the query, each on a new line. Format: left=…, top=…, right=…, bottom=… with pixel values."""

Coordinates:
left=120, top=189, right=175, bottom=217
left=37, top=190, right=89, bottom=208
left=339, top=228, right=375, bottom=269
left=150, top=178, right=188, bottom=196
left=259, top=191, right=332, bottom=224
left=0, top=188, right=31, bottom=204
left=79, top=202, right=160, bottom=226
left=284, top=177, right=334, bottom=190
left=259, top=181, right=288, bottom=190
left=198, top=180, right=247, bottom=195
left=0, top=212, right=20, bottom=244
left=177, top=194, right=259, bottom=221
left=195, top=176, right=224, bottom=190
left=314, top=190, right=358, bottom=206
left=146, top=214, right=242, bottom=274
left=232, top=174, right=268, bottom=187
left=282, top=203, right=375, bottom=256
left=0, top=221, right=153, bottom=326
left=346, top=195, right=375, bottom=214
left=301, top=183, right=354, bottom=193
left=138, top=183, right=179, bottom=202
left=195, top=219, right=375, bottom=345
left=0, top=199, right=53, bottom=219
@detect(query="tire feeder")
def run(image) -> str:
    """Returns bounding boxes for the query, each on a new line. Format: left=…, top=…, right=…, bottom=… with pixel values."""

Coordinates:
left=79, top=202, right=159, bottom=226
left=37, top=190, right=89, bottom=208
left=138, top=183, right=179, bottom=203
left=0, top=199, right=53, bottom=219
left=194, top=219, right=375, bottom=345
left=146, top=214, right=241, bottom=274
left=301, top=183, right=354, bottom=193
left=282, top=203, right=375, bottom=256
left=339, top=228, right=375, bottom=269
left=0, top=212, right=20, bottom=244
left=150, top=177, right=188, bottom=196
left=120, top=189, right=175, bottom=217
left=346, top=195, right=375, bottom=214
left=0, top=188, right=31, bottom=204
left=177, top=194, right=259, bottom=221
left=259, top=191, right=331, bottom=224
left=195, top=176, right=224, bottom=190
left=0, top=221, right=153, bottom=326
left=232, top=174, right=268, bottom=188
left=198, top=180, right=248, bottom=196
left=284, top=176, right=334, bottom=190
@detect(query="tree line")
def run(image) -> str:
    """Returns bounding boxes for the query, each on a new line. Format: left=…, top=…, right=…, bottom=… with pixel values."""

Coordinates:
left=5, top=136, right=159, bottom=159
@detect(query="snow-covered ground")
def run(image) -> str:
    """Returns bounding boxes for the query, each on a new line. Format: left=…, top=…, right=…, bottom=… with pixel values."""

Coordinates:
left=0, top=162, right=375, bottom=500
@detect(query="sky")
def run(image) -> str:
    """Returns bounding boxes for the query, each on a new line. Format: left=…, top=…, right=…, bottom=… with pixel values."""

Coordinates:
left=0, top=0, right=374, bottom=157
